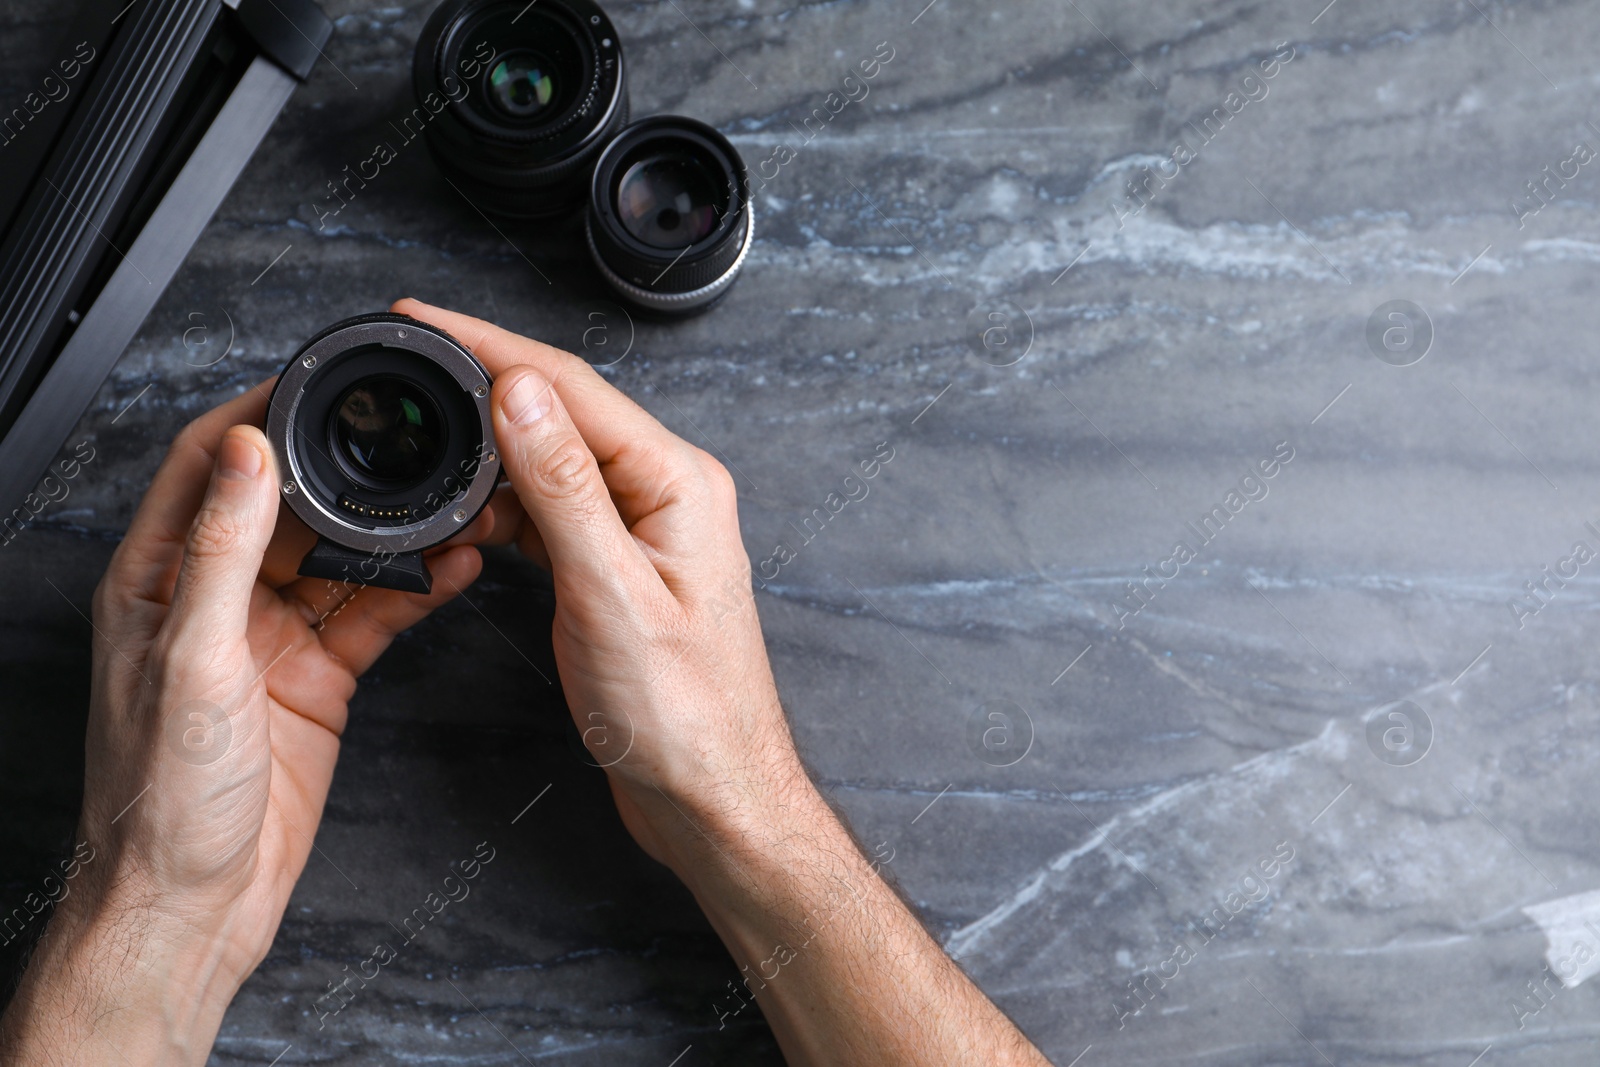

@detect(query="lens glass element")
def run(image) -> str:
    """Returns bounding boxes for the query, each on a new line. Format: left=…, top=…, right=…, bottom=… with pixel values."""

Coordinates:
left=486, top=49, right=558, bottom=119
left=615, top=153, right=725, bottom=249
left=331, top=375, right=446, bottom=488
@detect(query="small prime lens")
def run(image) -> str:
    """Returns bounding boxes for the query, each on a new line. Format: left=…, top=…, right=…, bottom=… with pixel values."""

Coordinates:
left=330, top=375, right=447, bottom=489
left=414, top=0, right=628, bottom=219
left=587, top=117, right=752, bottom=316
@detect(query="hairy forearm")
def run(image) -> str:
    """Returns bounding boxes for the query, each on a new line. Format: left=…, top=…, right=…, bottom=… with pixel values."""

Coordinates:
left=657, top=770, right=1050, bottom=1067
left=0, top=877, right=243, bottom=1065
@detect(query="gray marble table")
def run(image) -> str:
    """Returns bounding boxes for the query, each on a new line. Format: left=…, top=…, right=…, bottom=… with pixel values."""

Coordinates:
left=5, top=0, right=1600, bottom=1063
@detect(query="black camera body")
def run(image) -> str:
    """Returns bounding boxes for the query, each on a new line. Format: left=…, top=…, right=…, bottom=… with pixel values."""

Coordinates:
left=0, top=0, right=335, bottom=531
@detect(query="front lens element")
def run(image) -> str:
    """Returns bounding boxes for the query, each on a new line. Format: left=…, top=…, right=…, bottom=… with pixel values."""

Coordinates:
left=332, top=375, right=446, bottom=488
left=487, top=49, right=558, bottom=119
left=615, top=154, right=723, bottom=249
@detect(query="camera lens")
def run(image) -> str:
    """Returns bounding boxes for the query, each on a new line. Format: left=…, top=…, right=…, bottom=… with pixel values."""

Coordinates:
left=330, top=375, right=447, bottom=489
left=414, top=0, right=628, bottom=220
left=587, top=117, right=752, bottom=316
left=267, top=314, right=501, bottom=594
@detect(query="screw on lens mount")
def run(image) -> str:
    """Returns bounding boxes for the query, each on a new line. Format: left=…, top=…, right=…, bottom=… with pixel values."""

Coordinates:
left=585, top=116, right=752, bottom=316
left=266, top=313, right=500, bottom=594
left=413, top=0, right=629, bottom=220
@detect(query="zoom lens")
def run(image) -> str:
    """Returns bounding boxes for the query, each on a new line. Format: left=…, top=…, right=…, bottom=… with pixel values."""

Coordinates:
left=267, top=314, right=501, bottom=594
left=414, top=0, right=628, bottom=219
left=587, top=117, right=752, bottom=316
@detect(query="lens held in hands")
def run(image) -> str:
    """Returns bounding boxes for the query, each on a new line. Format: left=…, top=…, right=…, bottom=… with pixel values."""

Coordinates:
left=587, top=116, right=752, bottom=316
left=267, top=313, right=500, bottom=595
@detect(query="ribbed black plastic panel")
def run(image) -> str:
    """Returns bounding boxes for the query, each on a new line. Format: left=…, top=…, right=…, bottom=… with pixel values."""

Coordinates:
left=0, top=0, right=223, bottom=432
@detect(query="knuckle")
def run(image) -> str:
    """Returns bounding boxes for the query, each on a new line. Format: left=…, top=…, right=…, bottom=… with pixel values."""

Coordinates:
left=146, top=626, right=182, bottom=678
left=149, top=628, right=227, bottom=692
left=532, top=439, right=597, bottom=500
left=186, top=502, right=246, bottom=559
left=696, top=451, right=738, bottom=508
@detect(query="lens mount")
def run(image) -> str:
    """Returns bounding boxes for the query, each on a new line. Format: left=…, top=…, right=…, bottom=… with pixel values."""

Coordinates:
left=586, top=116, right=752, bottom=315
left=415, top=0, right=628, bottom=219
left=267, top=314, right=500, bottom=558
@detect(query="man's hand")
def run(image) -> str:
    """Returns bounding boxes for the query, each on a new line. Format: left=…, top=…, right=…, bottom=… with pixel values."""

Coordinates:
left=0, top=383, right=488, bottom=1064
left=390, top=299, right=802, bottom=863
left=394, top=299, right=1052, bottom=1067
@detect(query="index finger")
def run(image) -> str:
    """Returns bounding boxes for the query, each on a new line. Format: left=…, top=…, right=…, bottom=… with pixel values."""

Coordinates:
left=390, top=298, right=705, bottom=521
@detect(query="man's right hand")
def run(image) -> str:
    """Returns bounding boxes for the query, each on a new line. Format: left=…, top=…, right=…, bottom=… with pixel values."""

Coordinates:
left=392, top=298, right=1053, bottom=1067
left=391, top=298, right=807, bottom=868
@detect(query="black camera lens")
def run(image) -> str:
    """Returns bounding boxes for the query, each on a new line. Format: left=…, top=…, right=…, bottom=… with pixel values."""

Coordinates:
left=414, top=0, right=628, bottom=219
left=267, top=314, right=500, bottom=594
left=330, top=375, right=447, bottom=489
left=587, top=116, right=752, bottom=316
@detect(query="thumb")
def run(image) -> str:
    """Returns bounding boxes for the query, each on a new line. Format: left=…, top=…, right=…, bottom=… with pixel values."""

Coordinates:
left=492, top=367, right=653, bottom=598
left=164, top=425, right=279, bottom=651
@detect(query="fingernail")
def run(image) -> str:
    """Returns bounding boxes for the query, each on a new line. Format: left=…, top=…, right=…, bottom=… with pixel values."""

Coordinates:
left=503, top=371, right=549, bottom=426
left=218, top=431, right=262, bottom=481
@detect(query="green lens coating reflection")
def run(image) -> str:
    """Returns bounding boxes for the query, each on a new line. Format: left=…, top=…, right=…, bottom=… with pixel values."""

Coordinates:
left=488, top=51, right=556, bottom=118
left=332, top=375, right=445, bottom=488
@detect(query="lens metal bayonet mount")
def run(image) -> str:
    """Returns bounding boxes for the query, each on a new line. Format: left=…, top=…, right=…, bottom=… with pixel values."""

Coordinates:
left=267, top=313, right=500, bottom=594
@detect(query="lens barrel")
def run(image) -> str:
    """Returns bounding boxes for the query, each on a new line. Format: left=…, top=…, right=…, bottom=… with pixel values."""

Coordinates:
left=586, top=116, right=752, bottom=316
left=414, top=0, right=628, bottom=219
left=267, top=314, right=500, bottom=582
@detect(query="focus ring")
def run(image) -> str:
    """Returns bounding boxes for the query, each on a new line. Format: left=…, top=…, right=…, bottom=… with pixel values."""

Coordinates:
left=587, top=207, right=753, bottom=313
left=587, top=202, right=748, bottom=292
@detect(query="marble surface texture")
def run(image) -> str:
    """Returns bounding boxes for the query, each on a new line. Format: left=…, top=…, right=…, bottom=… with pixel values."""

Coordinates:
left=5, top=0, right=1600, bottom=1063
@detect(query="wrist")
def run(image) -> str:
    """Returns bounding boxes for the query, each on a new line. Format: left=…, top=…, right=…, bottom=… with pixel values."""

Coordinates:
left=652, top=760, right=868, bottom=912
left=0, top=868, right=248, bottom=1065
